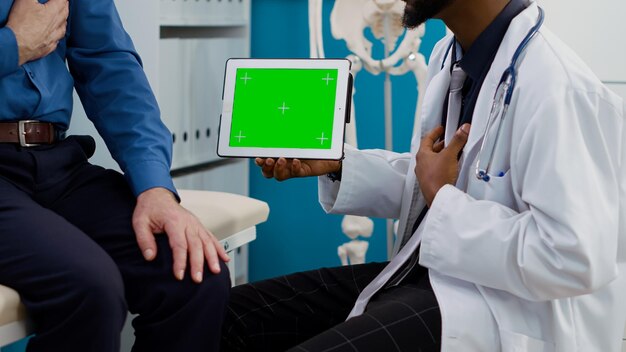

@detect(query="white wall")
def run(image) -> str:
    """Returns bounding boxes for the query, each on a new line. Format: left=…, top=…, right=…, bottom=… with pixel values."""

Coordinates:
left=538, top=0, right=626, bottom=98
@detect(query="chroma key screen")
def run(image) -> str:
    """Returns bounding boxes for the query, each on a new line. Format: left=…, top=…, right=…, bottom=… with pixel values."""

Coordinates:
left=229, top=68, right=338, bottom=150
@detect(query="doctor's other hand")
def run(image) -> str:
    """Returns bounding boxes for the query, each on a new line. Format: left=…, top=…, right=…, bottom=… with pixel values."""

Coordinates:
left=6, top=0, right=69, bottom=66
left=416, top=124, right=470, bottom=207
left=255, top=157, right=341, bottom=182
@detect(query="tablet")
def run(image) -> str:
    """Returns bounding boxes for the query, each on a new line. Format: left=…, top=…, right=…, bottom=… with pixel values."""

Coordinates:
left=217, top=59, right=352, bottom=160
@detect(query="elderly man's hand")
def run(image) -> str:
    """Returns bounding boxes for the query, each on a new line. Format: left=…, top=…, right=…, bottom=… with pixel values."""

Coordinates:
left=132, top=187, right=230, bottom=284
left=415, top=124, right=470, bottom=207
left=6, top=0, right=69, bottom=66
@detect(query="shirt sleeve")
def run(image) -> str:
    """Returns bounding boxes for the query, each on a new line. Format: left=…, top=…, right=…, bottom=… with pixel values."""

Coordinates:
left=0, top=27, right=20, bottom=79
left=318, top=144, right=412, bottom=219
left=65, top=0, right=176, bottom=197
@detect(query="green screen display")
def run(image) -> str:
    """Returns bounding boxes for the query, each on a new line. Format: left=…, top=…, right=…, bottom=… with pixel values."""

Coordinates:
left=229, top=68, right=338, bottom=149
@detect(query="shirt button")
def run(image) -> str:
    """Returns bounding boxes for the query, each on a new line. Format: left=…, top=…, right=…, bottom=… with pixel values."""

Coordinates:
left=28, top=71, right=35, bottom=79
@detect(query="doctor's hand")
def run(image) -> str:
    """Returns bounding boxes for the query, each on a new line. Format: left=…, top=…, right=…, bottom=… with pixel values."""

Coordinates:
left=132, top=187, right=230, bottom=284
left=6, top=0, right=69, bottom=66
left=415, top=124, right=470, bottom=207
left=255, top=157, right=341, bottom=181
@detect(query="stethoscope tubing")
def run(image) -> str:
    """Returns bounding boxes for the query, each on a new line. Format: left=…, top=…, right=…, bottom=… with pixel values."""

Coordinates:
left=438, top=7, right=545, bottom=182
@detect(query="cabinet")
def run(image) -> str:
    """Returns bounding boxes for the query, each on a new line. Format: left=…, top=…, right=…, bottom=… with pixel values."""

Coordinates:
left=160, top=0, right=249, bottom=27
left=158, top=0, right=250, bottom=170
left=156, top=1, right=252, bottom=291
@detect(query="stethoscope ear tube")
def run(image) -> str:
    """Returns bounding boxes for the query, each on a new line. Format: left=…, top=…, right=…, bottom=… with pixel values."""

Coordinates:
left=503, top=7, right=544, bottom=104
left=439, top=7, right=545, bottom=182
left=503, top=68, right=516, bottom=105
left=474, top=7, right=545, bottom=182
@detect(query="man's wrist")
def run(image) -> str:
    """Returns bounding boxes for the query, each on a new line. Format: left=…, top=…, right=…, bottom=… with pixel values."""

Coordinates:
left=138, top=187, right=177, bottom=203
left=4, top=26, right=27, bottom=66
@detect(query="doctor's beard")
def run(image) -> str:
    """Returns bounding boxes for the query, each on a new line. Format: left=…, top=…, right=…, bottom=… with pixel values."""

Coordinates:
left=402, top=0, right=455, bottom=28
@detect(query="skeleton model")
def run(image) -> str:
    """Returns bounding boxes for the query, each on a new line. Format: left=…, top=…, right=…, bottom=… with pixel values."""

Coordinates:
left=338, top=215, right=374, bottom=265
left=309, top=0, right=429, bottom=263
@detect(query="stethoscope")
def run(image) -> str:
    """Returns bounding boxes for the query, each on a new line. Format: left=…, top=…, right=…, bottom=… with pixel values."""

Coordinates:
left=441, top=7, right=545, bottom=182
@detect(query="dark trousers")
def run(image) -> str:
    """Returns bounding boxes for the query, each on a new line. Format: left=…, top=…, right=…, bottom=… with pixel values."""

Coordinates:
left=0, top=136, right=230, bottom=352
left=222, top=262, right=441, bottom=352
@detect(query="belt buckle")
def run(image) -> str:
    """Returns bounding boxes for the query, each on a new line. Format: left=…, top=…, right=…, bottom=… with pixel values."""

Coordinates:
left=18, top=120, right=41, bottom=147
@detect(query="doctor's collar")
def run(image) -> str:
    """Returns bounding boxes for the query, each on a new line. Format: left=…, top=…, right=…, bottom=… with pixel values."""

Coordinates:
left=452, top=0, right=531, bottom=80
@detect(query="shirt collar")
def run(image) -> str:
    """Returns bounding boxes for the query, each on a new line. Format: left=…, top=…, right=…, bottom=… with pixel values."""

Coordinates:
left=458, top=0, right=530, bottom=80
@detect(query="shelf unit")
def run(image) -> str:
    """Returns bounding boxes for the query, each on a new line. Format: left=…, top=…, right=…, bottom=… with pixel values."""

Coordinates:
left=158, top=0, right=250, bottom=172
left=158, top=0, right=252, bottom=289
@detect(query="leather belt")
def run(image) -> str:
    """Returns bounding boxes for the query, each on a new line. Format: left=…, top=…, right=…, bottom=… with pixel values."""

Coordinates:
left=0, top=121, right=57, bottom=147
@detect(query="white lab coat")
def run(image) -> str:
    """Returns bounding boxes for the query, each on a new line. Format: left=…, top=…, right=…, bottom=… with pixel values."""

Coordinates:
left=318, top=3, right=626, bottom=351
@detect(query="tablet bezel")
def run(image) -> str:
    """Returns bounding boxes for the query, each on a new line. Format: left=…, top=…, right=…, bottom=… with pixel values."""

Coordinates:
left=217, top=58, right=351, bottom=160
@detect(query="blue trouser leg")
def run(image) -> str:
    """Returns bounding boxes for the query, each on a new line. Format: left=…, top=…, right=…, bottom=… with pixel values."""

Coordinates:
left=0, top=136, right=230, bottom=352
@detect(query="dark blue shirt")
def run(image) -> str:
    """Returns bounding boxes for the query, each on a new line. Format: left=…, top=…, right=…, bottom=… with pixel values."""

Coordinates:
left=444, top=0, right=530, bottom=128
left=0, top=0, right=175, bottom=196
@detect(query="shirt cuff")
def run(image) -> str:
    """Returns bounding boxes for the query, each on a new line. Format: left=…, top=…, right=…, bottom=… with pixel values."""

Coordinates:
left=0, top=27, right=19, bottom=78
left=317, top=145, right=357, bottom=214
left=124, top=160, right=178, bottom=200
left=318, top=174, right=342, bottom=212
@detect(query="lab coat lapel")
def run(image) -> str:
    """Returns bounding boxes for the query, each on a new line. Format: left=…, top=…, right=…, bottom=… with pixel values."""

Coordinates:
left=395, top=51, right=454, bottom=253
left=457, top=3, right=541, bottom=188
left=420, top=53, right=454, bottom=141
